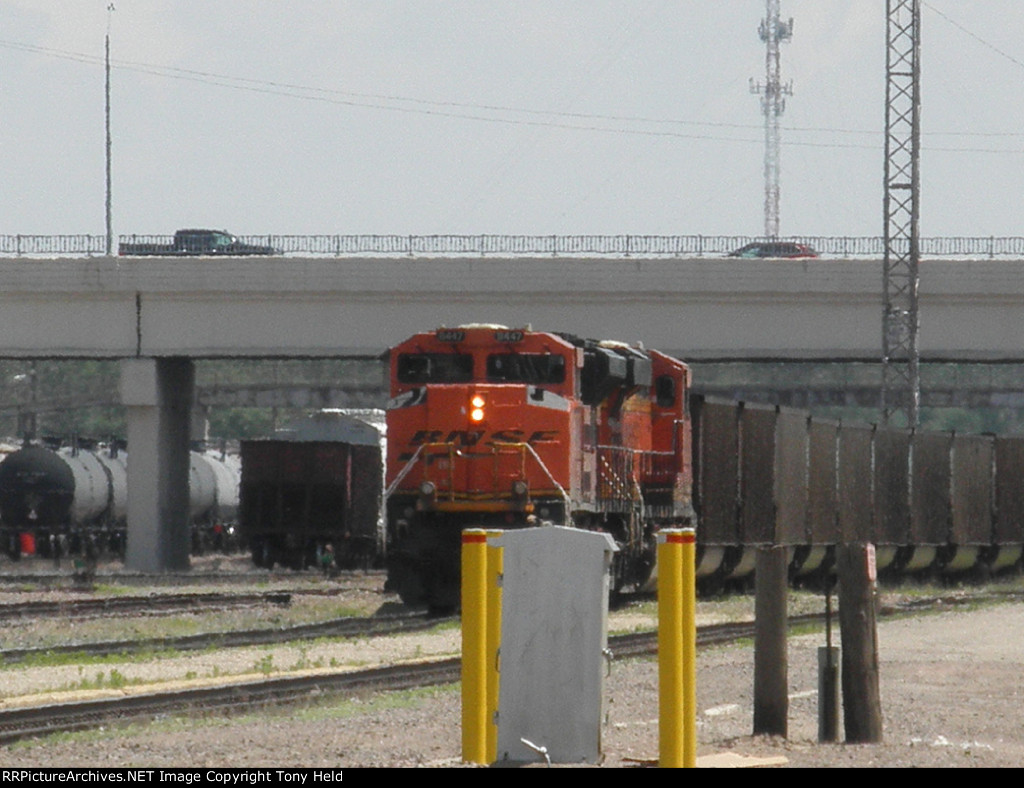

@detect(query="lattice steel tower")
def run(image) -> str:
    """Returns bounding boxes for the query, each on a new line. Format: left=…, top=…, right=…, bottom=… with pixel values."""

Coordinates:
left=882, top=0, right=921, bottom=426
left=751, top=0, right=793, bottom=239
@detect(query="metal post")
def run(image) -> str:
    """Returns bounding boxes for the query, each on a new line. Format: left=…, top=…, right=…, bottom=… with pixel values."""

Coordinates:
left=818, top=581, right=840, bottom=742
left=751, top=1, right=794, bottom=238
left=881, top=0, right=922, bottom=427
left=461, top=529, right=489, bottom=763
left=658, top=528, right=697, bottom=768
left=485, top=530, right=503, bottom=764
left=105, top=4, right=115, bottom=257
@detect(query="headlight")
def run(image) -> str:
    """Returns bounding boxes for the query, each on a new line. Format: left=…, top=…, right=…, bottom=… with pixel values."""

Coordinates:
left=469, top=394, right=486, bottom=423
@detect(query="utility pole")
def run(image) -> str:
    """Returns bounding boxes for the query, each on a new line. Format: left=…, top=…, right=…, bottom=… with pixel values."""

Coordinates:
left=105, top=3, right=115, bottom=256
left=882, top=0, right=921, bottom=427
left=751, top=0, right=793, bottom=239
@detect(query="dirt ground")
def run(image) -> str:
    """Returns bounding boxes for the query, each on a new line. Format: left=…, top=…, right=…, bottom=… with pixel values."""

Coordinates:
left=4, top=597, right=1024, bottom=768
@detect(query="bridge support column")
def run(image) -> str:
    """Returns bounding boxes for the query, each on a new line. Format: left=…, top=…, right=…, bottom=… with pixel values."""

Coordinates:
left=120, top=358, right=194, bottom=572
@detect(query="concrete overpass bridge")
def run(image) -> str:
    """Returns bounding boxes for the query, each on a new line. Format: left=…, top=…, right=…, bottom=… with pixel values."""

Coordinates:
left=3, top=255, right=1022, bottom=361
left=3, top=253, right=1023, bottom=571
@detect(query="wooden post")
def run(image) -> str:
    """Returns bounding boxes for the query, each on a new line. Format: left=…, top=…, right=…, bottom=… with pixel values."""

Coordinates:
left=753, top=544, right=788, bottom=736
left=837, top=542, right=883, bottom=742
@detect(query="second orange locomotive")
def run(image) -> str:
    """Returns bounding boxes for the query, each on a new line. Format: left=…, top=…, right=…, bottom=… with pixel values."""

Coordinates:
left=384, top=325, right=694, bottom=609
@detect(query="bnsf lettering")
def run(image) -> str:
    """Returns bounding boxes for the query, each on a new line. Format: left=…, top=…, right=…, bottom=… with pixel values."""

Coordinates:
left=409, top=430, right=485, bottom=447
left=405, top=429, right=561, bottom=447
left=489, top=429, right=524, bottom=443
left=487, top=430, right=559, bottom=445
left=405, top=425, right=561, bottom=446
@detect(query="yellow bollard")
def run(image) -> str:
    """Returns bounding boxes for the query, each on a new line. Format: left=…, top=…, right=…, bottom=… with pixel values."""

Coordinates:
left=485, top=530, right=504, bottom=764
left=461, top=529, right=489, bottom=764
left=658, top=529, right=683, bottom=767
left=681, top=527, right=697, bottom=768
left=658, top=528, right=697, bottom=768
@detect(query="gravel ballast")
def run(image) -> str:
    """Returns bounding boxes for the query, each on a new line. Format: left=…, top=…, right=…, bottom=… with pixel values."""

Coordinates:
left=4, top=594, right=1024, bottom=767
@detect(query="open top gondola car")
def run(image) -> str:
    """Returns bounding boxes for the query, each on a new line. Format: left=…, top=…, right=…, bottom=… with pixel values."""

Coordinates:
left=384, top=325, right=694, bottom=609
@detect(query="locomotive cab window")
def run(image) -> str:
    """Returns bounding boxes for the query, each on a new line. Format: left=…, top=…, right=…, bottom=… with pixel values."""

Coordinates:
left=655, top=374, right=677, bottom=407
left=486, top=353, right=566, bottom=384
left=397, top=353, right=473, bottom=383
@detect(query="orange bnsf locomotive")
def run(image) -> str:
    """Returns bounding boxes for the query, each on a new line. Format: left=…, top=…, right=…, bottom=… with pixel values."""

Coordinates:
left=384, top=325, right=693, bottom=609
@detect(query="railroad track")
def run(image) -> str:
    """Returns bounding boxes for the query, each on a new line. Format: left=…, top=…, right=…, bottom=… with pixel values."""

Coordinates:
left=2, top=590, right=1018, bottom=745
left=0, top=609, right=446, bottom=664
left=0, top=579, right=389, bottom=622
left=0, top=566, right=386, bottom=591
left=0, top=618, right=777, bottom=745
left=0, top=591, right=294, bottom=622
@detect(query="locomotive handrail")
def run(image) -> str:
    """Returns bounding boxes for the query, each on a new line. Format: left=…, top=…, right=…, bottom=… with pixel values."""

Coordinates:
left=383, top=445, right=426, bottom=500
left=595, top=446, right=675, bottom=476
left=520, top=442, right=573, bottom=513
left=384, top=440, right=572, bottom=512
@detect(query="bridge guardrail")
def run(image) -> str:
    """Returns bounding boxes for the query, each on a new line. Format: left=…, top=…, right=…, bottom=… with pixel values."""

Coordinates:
left=3, top=234, right=1024, bottom=258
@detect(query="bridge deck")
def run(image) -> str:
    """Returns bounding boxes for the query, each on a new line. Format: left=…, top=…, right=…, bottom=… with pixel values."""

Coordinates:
left=0, top=256, right=1020, bottom=360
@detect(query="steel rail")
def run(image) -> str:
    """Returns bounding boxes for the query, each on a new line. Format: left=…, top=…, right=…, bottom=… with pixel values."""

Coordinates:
left=0, top=591, right=292, bottom=622
left=0, top=610, right=444, bottom=664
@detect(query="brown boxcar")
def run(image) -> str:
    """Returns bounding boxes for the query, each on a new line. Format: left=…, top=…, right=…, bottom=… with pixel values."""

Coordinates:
left=241, top=411, right=383, bottom=570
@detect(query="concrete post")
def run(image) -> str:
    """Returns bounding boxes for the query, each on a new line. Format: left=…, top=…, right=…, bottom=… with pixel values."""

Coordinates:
left=121, top=358, right=194, bottom=572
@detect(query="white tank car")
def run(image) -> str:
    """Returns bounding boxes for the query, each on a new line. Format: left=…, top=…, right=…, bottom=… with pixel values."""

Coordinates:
left=60, top=447, right=127, bottom=526
left=0, top=444, right=239, bottom=532
left=190, top=451, right=240, bottom=523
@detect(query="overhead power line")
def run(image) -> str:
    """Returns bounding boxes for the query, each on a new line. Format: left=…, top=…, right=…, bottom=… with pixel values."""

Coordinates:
left=923, top=1, right=1024, bottom=72
left=2, top=34, right=1024, bottom=153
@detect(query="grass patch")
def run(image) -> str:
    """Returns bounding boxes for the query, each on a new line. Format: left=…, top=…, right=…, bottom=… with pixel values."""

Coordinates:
left=5, top=646, right=184, bottom=671
left=293, top=684, right=457, bottom=721
left=62, top=667, right=130, bottom=692
left=253, top=653, right=276, bottom=676
left=90, top=584, right=135, bottom=596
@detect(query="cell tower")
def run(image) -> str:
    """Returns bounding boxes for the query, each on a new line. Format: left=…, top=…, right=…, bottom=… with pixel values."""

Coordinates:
left=750, top=1, right=793, bottom=239
left=882, top=0, right=921, bottom=427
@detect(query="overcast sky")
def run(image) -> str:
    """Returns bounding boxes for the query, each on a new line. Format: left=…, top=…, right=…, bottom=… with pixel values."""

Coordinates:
left=2, top=1, right=1023, bottom=238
